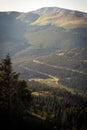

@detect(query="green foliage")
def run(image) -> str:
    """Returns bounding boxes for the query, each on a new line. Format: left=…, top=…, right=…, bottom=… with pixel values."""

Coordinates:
left=0, top=54, right=32, bottom=117
left=27, top=81, right=87, bottom=130
left=0, top=54, right=87, bottom=130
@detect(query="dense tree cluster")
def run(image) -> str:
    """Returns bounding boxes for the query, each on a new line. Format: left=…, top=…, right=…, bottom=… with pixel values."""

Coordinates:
left=28, top=81, right=87, bottom=130
left=0, top=54, right=32, bottom=121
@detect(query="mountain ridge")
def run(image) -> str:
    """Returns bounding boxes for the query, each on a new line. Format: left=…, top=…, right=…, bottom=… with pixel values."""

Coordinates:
left=0, top=7, right=87, bottom=59
left=32, top=7, right=87, bottom=15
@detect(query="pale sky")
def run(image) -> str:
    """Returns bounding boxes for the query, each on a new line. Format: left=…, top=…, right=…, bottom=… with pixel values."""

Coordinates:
left=0, top=0, right=87, bottom=13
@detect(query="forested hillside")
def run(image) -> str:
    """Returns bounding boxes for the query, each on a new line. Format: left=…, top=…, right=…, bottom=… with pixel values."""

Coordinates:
left=0, top=55, right=87, bottom=130
left=14, top=48, right=87, bottom=94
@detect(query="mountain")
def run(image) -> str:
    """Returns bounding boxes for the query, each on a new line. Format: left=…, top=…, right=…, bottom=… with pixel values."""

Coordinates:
left=0, top=7, right=87, bottom=60
left=32, top=7, right=87, bottom=28
left=0, top=6, right=87, bottom=94
left=0, top=8, right=87, bottom=129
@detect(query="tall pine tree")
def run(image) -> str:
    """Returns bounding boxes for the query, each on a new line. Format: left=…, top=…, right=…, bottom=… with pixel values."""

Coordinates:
left=0, top=54, right=32, bottom=118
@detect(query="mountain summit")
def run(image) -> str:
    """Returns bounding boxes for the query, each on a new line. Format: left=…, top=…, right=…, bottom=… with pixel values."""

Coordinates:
left=33, top=7, right=86, bottom=15
left=33, top=7, right=61, bottom=14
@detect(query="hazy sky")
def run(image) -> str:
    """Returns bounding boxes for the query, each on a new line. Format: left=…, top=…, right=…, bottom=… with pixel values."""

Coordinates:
left=0, top=0, right=87, bottom=13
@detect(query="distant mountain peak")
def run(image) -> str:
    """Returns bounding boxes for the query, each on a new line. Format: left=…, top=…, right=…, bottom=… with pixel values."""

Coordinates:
left=33, top=7, right=87, bottom=16
left=32, top=7, right=61, bottom=15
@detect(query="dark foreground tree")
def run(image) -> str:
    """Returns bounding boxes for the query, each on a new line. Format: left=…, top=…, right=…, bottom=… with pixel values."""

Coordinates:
left=0, top=54, right=32, bottom=120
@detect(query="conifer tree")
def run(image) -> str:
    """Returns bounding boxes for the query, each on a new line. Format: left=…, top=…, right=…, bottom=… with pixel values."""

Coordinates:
left=0, top=54, right=32, bottom=118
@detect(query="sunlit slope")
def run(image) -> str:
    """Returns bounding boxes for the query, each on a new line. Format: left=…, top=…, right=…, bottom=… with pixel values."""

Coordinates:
left=32, top=7, right=87, bottom=28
